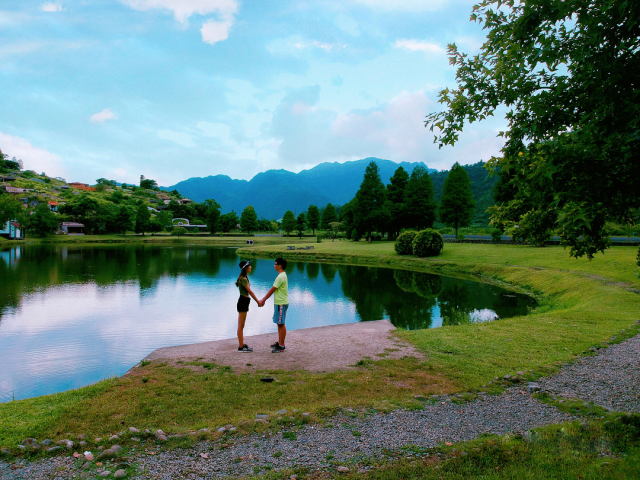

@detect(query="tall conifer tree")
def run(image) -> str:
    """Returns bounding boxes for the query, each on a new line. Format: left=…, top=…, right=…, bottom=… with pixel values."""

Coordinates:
left=307, top=205, right=320, bottom=234
left=321, top=203, right=338, bottom=230
left=386, top=166, right=409, bottom=238
left=354, top=161, right=390, bottom=237
left=439, top=162, right=476, bottom=237
left=404, top=165, right=437, bottom=229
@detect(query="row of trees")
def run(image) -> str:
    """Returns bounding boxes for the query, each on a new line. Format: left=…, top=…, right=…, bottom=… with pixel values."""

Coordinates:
left=332, top=160, right=475, bottom=241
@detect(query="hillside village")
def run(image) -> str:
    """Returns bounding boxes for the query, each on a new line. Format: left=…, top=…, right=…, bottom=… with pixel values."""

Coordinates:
left=0, top=168, right=192, bottom=239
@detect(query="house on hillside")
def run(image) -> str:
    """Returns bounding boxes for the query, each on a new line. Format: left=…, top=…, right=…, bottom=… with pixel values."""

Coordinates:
left=68, top=182, right=96, bottom=192
left=48, top=201, right=58, bottom=212
left=59, top=222, right=84, bottom=235
left=177, top=198, right=192, bottom=205
left=0, top=221, right=24, bottom=239
left=0, top=175, right=16, bottom=183
left=2, top=186, right=25, bottom=195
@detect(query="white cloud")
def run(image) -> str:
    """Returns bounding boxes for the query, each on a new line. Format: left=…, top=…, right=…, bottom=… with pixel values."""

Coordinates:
left=41, top=3, right=63, bottom=12
left=0, top=131, right=65, bottom=176
left=122, top=0, right=237, bottom=22
left=90, top=108, right=118, bottom=123
left=394, top=39, right=444, bottom=54
left=158, top=129, right=195, bottom=147
left=197, top=121, right=230, bottom=139
left=200, top=17, right=233, bottom=44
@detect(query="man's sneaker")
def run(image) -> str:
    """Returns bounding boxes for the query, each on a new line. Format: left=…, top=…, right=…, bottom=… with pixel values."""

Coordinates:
left=270, top=341, right=280, bottom=349
left=271, top=345, right=285, bottom=353
left=238, top=344, right=253, bottom=352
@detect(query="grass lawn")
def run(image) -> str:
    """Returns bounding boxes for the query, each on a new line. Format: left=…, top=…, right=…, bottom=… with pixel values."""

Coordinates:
left=1, top=241, right=638, bottom=459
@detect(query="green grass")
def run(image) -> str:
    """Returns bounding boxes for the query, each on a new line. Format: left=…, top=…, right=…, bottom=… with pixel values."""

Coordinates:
left=305, top=415, right=640, bottom=480
left=1, top=241, right=638, bottom=458
left=239, top=242, right=640, bottom=390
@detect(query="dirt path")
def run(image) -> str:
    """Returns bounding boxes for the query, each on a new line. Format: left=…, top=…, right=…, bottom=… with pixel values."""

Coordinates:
left=139, top=320, right=423, bottom=373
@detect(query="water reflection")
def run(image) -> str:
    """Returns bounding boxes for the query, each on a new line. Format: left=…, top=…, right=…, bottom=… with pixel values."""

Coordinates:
left=0, top=245, right=533, bottom=401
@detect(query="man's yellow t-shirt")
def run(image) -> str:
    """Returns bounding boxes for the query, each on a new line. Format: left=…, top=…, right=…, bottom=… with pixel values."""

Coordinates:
left=273, top=272, right=288, bottom=305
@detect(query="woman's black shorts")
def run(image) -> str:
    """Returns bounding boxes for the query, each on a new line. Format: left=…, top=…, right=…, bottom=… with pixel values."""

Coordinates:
left=237, top=295, right=250, bottom=313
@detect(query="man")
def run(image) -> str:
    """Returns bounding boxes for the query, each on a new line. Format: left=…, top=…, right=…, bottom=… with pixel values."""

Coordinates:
left=261, top=257, right=288, bottom=353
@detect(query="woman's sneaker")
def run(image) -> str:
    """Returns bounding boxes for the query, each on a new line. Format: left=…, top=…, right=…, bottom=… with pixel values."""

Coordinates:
left=238, top=344, right=253, bottom=352
left=270, top=341, right=280, bottom=348
left=271, top=345, right=285, bottom=353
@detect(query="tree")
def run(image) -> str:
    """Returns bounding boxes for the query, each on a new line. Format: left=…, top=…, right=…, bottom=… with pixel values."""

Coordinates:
left=296, top=212, right=306, bottom=238
left=354, top=161, right=390, bottom=238
left=0, top=194, right=22, bottom=225
left=439, top=162, right=476, bottom=238
left=321, top=203, right=338, bottom=230
left=204, top=199, right=221, bottom=235
left=140, top=177, right=158, bottom=189
left=425, top=0, right=640, bottom=258
left=113, top=206, right=133, bottom=235
left=31, top=204, right=59, bottom=237
left=404, top=166, right=437, bottom=230
left=135, top=204, right=151, bottom=235
left=339, top=199, right=357, bottom=240
left=281, top=210, right=296, bottom=236
left=386, top=166, right=409, bottom=239
left=155, top=210, right=172, bottom=231
left=307, top=205, right=320, bottom=235
left=220, top=211, right=239, bottom=232
left=240, top=205, right=259, bottom=234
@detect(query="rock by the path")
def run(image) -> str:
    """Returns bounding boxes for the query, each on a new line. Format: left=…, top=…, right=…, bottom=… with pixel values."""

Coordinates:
left=46, top=446, right=62, bottom=453
left=156, top=430, right=168, bottom=441
left=98, top=449, right=116, bottom=460
left=99, top=470, right=111, bottom=477
left=108, top=435, right=119, bottom=441
left=338, top=466, right=350, bottom=473
left=129, top=427, right=140, bottom=434
left=110, top=445, right=122, bottom=453
left=79, top=441, right=88, bottom=448
left=254, top=419, right=268, bottom=424
left=255, top=414, right=269, bottom=419
left=84, top=452, right=94, bottom=461
left=40, top=439, right=52, bottom=446
left=0, top=447, right=11, bottom=456
left=114, top=469, right=127, bottom=478
left=527, top=382, right=541, bottom=393
left=217, top=427, right=226, bottom=433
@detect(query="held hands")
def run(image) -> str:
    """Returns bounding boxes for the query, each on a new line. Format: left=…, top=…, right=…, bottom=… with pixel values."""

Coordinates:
left=257, top=299, right=265, bottom=307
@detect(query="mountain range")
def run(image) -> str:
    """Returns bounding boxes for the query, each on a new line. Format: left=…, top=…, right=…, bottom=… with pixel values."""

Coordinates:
left=162, top=158, right=438, bottom=220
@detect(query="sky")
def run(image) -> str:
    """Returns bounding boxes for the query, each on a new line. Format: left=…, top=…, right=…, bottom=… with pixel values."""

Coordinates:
left=0, top=0, right=506, bottom=186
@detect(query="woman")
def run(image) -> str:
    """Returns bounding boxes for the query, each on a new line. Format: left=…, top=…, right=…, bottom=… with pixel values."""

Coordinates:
left=236, top=260, right=262, bottom=352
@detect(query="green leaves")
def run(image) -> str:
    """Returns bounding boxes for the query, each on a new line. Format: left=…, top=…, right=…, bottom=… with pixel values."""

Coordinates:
left=426, top=0, right=640, bottom=258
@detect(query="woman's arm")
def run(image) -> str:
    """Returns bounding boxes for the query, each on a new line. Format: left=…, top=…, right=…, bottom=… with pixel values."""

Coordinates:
left=245, top=284, right=262, bottom=305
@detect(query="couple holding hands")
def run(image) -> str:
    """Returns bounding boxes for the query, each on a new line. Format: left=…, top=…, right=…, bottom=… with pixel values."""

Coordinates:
left=235, top=258, right=289, bottom=353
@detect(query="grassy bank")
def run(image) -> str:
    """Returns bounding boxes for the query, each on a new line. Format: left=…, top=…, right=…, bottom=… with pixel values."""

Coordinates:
left=8, top=234, right=318, bottom=247
left=1, top=241, right=638, bottom=455
left=238, top=242, right=640, bottom=390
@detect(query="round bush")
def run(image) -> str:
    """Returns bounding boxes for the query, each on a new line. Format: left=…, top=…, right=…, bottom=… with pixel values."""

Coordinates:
left=412, top=229, right=444, bottom=257
left=491, top=228, right=502, bottom=244
left=394, top=230, right=417, bottom=255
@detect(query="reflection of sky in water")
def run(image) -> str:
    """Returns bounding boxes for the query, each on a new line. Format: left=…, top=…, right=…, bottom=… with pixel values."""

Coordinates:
left=0, top=245, right=531, bottom=402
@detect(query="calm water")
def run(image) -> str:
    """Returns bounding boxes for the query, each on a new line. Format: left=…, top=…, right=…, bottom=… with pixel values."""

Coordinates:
left=0, top=245, right=534, bottom=402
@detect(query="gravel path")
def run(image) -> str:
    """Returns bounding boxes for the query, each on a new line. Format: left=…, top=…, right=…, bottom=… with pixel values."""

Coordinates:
left=2, top=333, right=639, bottom=479
left=537, top=334, right=640, bottom=413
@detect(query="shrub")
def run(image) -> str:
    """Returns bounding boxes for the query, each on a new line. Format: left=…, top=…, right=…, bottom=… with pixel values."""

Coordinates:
left=456, top=233, right=465, bottom=242
left=171, top=226, right=188, bottom=237
left=394, top=230, right=417, bottom=255
left=491, top=228, right=502, bottom=244
left=412, top=229, right=444, bottom=257
left=316, top=232, right=325, bottom=243
left=637, top=246, right=640, bottom=267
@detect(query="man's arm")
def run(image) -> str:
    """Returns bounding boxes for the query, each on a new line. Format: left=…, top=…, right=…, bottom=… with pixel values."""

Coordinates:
left=261, top=286, right=276, bottom=304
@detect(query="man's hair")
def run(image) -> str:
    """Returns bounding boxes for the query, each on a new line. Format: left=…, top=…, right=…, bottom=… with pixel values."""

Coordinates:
left=275, top=257, right=287, bottom=270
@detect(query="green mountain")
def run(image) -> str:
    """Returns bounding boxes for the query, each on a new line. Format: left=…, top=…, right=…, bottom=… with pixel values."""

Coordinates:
left=163, top=158, right=497, bottom=223
left=163, top=158, right=435, bottom=219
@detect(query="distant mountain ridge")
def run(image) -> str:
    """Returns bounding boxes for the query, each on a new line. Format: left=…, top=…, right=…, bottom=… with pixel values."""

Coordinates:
left=162, top=158, right=437, bottom=219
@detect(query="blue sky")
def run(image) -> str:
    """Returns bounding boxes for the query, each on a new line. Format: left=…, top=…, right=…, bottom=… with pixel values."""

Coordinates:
left=0, top=0, right=505, bottom=186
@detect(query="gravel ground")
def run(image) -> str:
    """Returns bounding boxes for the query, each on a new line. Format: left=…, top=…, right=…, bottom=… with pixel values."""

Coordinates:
left=537, top=334, right=640, bottom=413
left=3, top=333, right=639, bottom=480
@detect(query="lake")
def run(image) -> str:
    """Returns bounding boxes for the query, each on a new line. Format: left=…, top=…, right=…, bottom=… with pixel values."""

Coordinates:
left=0, top=244, right=534, bottom=402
